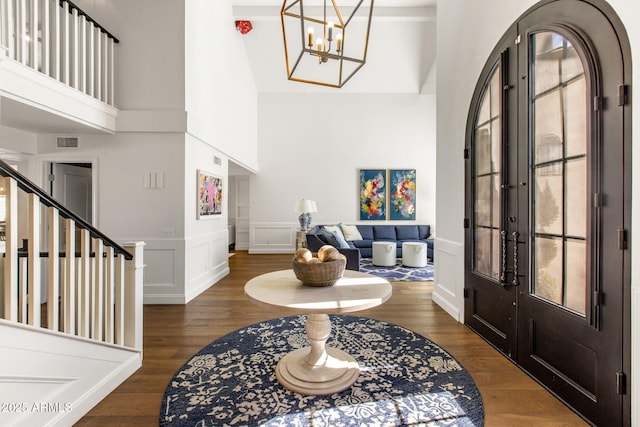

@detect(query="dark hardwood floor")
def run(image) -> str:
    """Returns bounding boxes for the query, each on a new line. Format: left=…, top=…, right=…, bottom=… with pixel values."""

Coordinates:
left=76, top=252, right=587, bottom=426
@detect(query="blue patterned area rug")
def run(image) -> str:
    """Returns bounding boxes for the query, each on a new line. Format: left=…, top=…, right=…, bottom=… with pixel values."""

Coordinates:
left=360, top=258, right=434, bottom=282
left=160, top=315, right=484, bottom=426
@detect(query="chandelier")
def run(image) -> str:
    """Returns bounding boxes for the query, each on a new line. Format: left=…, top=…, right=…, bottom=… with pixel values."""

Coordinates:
left=280, top=0, right=374, bottom=88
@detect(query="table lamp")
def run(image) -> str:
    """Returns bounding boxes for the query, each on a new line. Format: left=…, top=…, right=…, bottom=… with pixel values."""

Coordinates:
left=294, top=199, right=317, bottom=230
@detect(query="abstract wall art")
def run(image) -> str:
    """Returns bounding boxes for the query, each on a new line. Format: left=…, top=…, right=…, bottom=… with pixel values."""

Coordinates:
left=197, top=170, right=223, bottom=219
left=389, top=169, right=416, bottom=220
left=359, top=169, right=386, bottom=220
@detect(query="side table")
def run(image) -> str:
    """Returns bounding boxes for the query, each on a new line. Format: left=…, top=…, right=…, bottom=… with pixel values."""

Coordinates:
left=372, top=241, right=396, bottom=266
left=402, top=241, right=427, bottom=267
left=295, top=230, right=307, bottom=250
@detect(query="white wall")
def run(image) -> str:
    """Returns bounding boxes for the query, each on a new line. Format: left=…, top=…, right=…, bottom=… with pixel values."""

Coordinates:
left=8, top=0, right=261, bottom=304
left=179, top=0, right=259, bottom=300
left=0, top=126, right=38, bottom=155
left=252, top=93, right=436, bottom=253
left=72, top=0, right=186, bottom=112
left=185, top=0, right=259, bottom=172
left=434, top=0, right=537, bottom=322
left=34, top=133, right=184, bottom=239
left=30, top=132, right=189, bottom=303
left=183, top=135, right=230, bottom=303
left=436, top=0, right=638, bottom=421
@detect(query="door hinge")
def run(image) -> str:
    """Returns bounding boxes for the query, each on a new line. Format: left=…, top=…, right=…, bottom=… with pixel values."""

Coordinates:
left=593, top=290, right=602, bottom=306
left=463, top=218, right=470, bottom=229
left=618, top=84, right=629, bottom=106
left=618, top=229, right=628, bottom=250
left=464, top=288, right=470, bottom=298
left=464, top=148, right=470, bottom=159
left=48, top=174, right=55, bottom=182
left=616, top=371, right=627, bottom=395
left=515, top=34, right=521, bottom=44
left=593, top=96, right=601, bottom=111
left=593, top=193, right=602, bottom=208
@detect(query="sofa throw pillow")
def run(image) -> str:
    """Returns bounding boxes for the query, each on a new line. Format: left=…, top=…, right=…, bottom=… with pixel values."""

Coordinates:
left=340, top=224, right=363, bottom=241
left=324, top=225, right=350, bottom=248
left=319, top=229, right=341, bottom=248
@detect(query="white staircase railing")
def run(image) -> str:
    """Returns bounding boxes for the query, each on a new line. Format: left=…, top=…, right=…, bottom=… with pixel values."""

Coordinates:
left=0, top=160, right=143, bottom=351
left=0, top=0, right=118, bottom=106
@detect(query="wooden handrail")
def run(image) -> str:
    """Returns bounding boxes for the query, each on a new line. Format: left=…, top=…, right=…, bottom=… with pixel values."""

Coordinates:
left=60, top=0, right=120, bottom=43
left=0, top=159, right=132, bottom=260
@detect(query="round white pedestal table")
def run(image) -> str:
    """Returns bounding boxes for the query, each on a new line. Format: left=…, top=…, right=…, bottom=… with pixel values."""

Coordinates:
left=245, top=269, right=392, bottom=396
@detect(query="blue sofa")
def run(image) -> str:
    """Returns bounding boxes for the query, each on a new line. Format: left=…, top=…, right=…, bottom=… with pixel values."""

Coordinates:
left=306, top=224, right=433, bottom=270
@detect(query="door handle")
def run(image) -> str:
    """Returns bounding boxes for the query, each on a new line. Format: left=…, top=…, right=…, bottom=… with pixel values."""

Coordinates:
left=500, top=230, right=507, bottom=284
left=512, top=231, right=520, bottom=286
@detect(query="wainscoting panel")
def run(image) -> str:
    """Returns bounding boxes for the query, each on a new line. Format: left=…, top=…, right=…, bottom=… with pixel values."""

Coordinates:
left=0, top=320, right=140, bottom=426
left=135, top=231, right=229, bottom=305
left=185, top=229, right=230, bottom=303
left=250, top=222, right=298, bottom=254
left=432, top=237, right=463, bottom=322
left=141, top=239, right=185, bottom=304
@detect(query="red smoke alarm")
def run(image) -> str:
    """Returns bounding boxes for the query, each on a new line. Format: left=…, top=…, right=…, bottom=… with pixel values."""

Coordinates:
left=235, top=20, right=253, bottom=35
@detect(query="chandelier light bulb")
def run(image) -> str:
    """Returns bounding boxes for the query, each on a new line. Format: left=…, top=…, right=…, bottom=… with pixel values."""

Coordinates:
left=307, top=26, right=314, bottom=47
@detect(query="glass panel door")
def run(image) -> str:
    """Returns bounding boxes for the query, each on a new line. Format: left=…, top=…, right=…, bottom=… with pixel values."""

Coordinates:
left=531, top=31, right=588, bottom=316
left=473, top=65, right=502, bottom=281
left=467, top=2, right=629, bottom=423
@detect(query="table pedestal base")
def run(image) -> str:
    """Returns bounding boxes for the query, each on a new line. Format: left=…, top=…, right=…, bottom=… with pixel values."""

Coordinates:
left=275, top=313, right=360, bottom=395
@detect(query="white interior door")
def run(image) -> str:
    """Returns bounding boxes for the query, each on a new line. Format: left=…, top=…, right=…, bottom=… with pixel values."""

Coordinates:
left=52, top=162, right=93, bottom=224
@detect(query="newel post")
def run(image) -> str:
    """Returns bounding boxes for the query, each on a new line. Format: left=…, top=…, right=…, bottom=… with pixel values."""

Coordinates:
left=123, top=241, right=145, bottom=355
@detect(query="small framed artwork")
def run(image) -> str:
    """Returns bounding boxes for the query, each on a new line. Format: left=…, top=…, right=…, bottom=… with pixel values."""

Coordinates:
left=359, top=169, right=386, bottom=220
left=197, top=169, right=223, bottom=219
left=389, top=169, right=416, bottom=220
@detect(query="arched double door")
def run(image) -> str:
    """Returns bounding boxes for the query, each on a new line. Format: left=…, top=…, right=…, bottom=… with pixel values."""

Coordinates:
left=464, top=1, right=630, bottom=425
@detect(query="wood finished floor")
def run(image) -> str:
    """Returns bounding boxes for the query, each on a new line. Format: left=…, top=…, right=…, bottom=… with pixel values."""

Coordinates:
left=77, top=252, right=588, bottom=426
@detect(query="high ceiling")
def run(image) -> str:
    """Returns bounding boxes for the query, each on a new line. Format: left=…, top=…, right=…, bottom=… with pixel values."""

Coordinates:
left=0, top=1, right=437, bottom=137
left=231, top=0, right=436, bottom=6
left=231, top=0, right=437, bottom=94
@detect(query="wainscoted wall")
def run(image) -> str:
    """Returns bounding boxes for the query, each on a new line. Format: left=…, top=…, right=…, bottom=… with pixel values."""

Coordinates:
left=142, top=239, right=184, bottom=304
left=249, top=222, right=298, bottom=254
left=185, top=229, right=230, bottom=303
left=432, top=238, right=463, bottom=322
left=0, top=320, right=141, bottom=426
left=142, top=229, right=229, bottom=304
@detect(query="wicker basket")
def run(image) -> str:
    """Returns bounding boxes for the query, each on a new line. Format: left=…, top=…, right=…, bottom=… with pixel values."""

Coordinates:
left=292, top=258, right=346, bottom=287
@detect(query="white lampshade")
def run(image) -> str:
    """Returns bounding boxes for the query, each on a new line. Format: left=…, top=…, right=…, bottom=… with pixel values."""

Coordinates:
left=294, top=199, right=317, bottom=214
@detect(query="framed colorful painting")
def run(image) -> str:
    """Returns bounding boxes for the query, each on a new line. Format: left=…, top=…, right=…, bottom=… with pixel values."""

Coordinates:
left=197, top=170, right=223, bottom=219
left=359, top=169, right=386, bottom=220
left=389, top=169, right=416, bottom=220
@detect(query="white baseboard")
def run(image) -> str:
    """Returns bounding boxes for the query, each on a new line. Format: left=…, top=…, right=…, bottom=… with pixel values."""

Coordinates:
left=185, top=265, right=229, bottom=304
left=432, top=284, right=461, bottom=322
